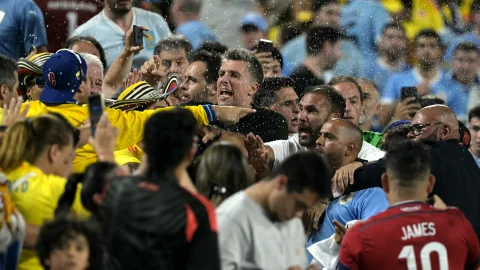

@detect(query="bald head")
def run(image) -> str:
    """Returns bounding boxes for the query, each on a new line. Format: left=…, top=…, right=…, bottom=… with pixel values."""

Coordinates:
left=409, top=105, right=460, bottom=141
left=315, top=118, right=363, bottom=169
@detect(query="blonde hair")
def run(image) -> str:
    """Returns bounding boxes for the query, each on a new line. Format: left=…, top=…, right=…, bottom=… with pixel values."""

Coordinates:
left=0, top=114, right=75, bottom=172
left=196, top=142, right=254, bottom=207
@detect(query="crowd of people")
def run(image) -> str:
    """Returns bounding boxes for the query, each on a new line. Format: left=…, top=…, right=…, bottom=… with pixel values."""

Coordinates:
left=0, top=0, right=480, bottom=269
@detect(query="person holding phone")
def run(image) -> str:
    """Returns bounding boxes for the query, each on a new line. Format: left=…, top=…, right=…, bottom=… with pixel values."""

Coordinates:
left=5, top=50, right=255, bottom=173
left=251, top=40, right=284, bottom=78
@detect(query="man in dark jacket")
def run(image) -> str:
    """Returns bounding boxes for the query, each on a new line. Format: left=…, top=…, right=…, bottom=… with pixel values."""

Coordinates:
left=347, top=105, right=480, bottom=239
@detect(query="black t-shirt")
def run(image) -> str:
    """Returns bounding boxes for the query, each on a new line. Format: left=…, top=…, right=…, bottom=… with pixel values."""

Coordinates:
left=102, top=175, right=220, bottom=270
left=214, top=106, right=289, bottom=142
left=347, top=139, right=480, bottom=239
left=290, top=65, right=325, bottom=99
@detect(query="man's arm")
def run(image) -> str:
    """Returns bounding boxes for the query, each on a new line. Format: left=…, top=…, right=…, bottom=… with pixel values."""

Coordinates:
left=102, top=26, right=149, bottom=98
left=21, top=1, right=48, bottom=56
left=346, top=159, right=386, bottom=193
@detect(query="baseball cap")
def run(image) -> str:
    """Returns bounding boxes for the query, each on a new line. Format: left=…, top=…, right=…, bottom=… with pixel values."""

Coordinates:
left=40, top=49, right=87, bottom=104
left=240, top=12, right=267, bottom=32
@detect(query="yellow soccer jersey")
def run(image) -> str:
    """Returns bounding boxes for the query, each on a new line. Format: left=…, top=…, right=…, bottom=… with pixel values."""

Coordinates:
left=6, top=162, right=90, bottom=270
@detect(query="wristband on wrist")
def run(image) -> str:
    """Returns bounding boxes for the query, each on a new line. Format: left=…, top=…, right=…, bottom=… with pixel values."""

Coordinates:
left=0, top=126, right=7, bottom=132
left=202, top=104, right=216, bottom=123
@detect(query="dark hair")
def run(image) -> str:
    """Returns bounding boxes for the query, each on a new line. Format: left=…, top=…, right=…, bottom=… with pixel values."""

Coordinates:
left=191, top=50, right=222, bottom=84
left=81, top=162, right=118, bottom=215
left=382, top=22, right=406, bottom=36
left=472, top=0, right=480, bottom=13
left=254, top=77, right=294, bottom=107
left=385, top=140, right=432, bottom=185
left=469, top=105, right=480, bottom=122
left=0, top=54, right=18, bottom=90
left=328, top=76, right=365, bottom=102
left=307, top=85, right=346, bottom=116
left=196, top=142, right=254, bottom=206
left=418, top=94, right=445, bottom=108
left=414, top=29, right=444, bottom=49
left=196, top=41, right=229, bottom=55
left=383, top=122, right=412, bottom=151
left=179, top=0, right=202, bottom=13
left=453, top=42, right=480, bottom=55
left=306, top=26, right=343, bottom=56
left=313, top=0, right=338, bottom=11
left=144, top=108, right=197, bottom=174
left=154, top=35, right=194, bottom=62
left=55, top=173, right=84, bottom=218
left=36, top=215, right=102, bottom=270
left=64, top=36, right=107, bottom=69
left=270, top=151, right=332, bottom=200
left=223, top=49, right=264, bottom=84
left=251, top=43, right=284, bottom=69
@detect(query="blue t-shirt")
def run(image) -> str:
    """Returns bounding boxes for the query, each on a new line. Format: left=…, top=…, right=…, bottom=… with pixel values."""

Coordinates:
left=281, top=35, right=364, bottom=79
left=0, top=0, right=48, bottom=59
left=306, top=187, right=388, bottom=262
left=176, top=20, right=218, bottom=50
left=381, top=68, right=452, bottom=103
left=341, top=0, right=391, bottom=65
left=72, top=7, right=171, bottom=70
left=364, top=58, right=410, bottom=95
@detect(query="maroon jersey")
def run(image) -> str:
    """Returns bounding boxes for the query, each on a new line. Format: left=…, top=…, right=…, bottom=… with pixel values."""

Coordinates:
left=35, top=0, right=102, bottom=52
left=339, top=202, right=480, bottom=270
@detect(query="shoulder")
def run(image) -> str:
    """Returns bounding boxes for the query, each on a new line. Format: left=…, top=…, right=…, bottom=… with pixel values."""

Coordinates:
left=134, top=7, right=167, bottom=23
left=73, top=13, right=103, bottom=34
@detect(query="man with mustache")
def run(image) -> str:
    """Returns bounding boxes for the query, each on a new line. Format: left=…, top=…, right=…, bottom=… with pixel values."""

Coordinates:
left=247, top=86, right=384, bottom=180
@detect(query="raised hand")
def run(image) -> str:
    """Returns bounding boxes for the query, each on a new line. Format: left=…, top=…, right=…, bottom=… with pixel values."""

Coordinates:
left=2, top=97, right=29, bottom=127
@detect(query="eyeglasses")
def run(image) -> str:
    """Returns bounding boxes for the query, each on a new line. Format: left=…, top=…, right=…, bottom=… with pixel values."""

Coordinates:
left=410, top=122, right=443, bottom=136
left=56, top=49, right=85, bottom=79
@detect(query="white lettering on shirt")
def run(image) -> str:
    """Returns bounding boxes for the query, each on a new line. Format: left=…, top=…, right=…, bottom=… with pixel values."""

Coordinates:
left=401, top=222, right=436, bottom=240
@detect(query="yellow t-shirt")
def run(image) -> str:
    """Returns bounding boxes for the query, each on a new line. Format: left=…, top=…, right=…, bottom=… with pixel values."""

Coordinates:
left=0, top=101, right=210, bottom=173
left=6, top=162, right=90, bottom=270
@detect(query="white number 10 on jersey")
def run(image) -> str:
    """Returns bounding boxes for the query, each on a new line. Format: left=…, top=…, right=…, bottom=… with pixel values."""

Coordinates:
left=398, top=242, right=448, bottom=270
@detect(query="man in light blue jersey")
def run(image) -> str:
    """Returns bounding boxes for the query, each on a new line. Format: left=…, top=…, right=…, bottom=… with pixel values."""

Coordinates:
left=0, top=0, right=48, bottom=59
left=281, top=0, right=363, bottom=79
left=72, top=0, right=171, bottom=70
left=170, top=0, right=218, bottom=50
left=307, top=118, right=388, bottom=262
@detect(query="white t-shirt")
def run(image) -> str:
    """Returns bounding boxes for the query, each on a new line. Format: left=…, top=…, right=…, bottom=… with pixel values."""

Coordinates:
left=216, top=191, right=308, bottom=270
left=266, top=133, right=385, bottom=169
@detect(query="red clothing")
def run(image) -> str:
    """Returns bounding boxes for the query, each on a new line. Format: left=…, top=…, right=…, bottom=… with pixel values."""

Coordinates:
left=339, top=202, right=480, bottom=270
left=34, top=0, right=101, bottom=52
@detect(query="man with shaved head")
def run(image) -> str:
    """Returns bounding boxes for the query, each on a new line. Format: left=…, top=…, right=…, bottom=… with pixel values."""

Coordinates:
left=347, top=105, right=480, bottom=239
left=306, top=118, right=388, bottom=264
left=408, top=105, right=460, bottom=142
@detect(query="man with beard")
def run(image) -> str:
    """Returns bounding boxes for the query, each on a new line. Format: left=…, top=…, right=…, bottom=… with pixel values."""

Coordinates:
left=290, top=26, right=343, bottom=99
left=364, top=22, right=410, bottom=94
left=380, top=29, right=451, bottom=125
left=72, top=0, right=171, bottom=70
left=348, top=105, right=480, bottom=239
left=306, top=119, right=388, bottom=263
